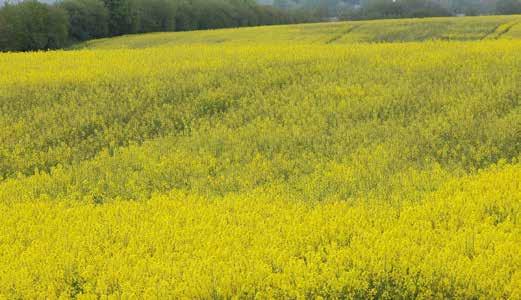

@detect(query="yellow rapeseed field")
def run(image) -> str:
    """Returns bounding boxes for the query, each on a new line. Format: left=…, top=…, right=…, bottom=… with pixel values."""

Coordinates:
left=0, top=16, right=520, bottom=298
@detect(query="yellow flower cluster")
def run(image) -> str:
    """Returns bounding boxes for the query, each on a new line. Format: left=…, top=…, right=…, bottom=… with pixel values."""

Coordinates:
left=0, top=17, right=520, bottom=298
left=0, top=163, right=519, bottom=298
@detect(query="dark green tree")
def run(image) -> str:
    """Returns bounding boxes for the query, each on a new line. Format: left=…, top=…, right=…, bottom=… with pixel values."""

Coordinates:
left=60, top=0, right=109, bottom=41
left=136, top=0, right=177, bottom=32
left=101, top=0, right=140, bottom=35
left=0, top=1, right=69, bottom=51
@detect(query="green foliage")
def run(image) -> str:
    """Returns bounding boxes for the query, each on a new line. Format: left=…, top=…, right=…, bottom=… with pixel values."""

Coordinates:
left=101, top=0, right=139, bottom=35
left=137, top=0, right=177, bottom=32
left=0, top=1, right=69, bottom=51
left=60, top=0, right=109, bottom=41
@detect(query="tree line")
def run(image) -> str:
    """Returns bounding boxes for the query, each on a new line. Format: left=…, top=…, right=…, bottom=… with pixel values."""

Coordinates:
left=0, top=0, right=316, bottom=51
left=274, top=0, right=521, bottom=20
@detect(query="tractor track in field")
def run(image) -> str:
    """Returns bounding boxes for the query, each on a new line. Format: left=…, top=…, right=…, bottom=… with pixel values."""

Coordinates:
left=326, top=24, right=362, bottom=44
left=480, top=24, right=503, bottom=40
left=481, top=21, right=520, bottom=40
left=494, top=21, right=520, bottom=39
